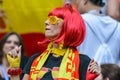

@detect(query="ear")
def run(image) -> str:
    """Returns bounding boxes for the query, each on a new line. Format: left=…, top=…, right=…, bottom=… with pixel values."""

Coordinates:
left=84, top=0, right=89, bottom=5
left=70, top=0, right=79, bottom=9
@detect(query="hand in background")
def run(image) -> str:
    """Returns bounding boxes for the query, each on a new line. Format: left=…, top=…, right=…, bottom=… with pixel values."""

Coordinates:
left=7, top=46, right=21, bottom=68
left=86, top=59, right=101, bottom=80
left=88, top=59, right=101, bottom=75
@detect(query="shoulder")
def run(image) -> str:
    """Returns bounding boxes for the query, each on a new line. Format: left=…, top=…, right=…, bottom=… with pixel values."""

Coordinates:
left=79, top=54, right=91, bottom=66
left=79, top=54, right=91, bottom=62
left=21, top=56, right=29, bottom=63
left=79, top=54, right=91, bottom=80
left=29, top=53, right=40, bottom=59
left=23, top=53, right=40, bottom=74
left=28, top=53, right=40, bottom=62
left=82, top=13, right=95, bottom=19
left=81, top=13, right=99, bottom=25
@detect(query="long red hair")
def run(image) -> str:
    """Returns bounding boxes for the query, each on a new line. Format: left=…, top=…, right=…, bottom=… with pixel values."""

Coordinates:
left=39, top=3, right=86, bottom=48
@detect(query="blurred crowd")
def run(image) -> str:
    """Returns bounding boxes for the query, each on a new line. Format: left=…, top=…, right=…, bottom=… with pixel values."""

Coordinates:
left=0, top=0, right=120, bottom=80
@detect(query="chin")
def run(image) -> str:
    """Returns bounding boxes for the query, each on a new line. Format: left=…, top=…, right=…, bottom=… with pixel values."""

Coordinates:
left=45, top=35, right=52, bottom=39
left=45, top=35, right=57, bottom=40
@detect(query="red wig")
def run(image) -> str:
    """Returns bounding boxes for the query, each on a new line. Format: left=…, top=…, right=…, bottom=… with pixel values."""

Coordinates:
left=47, top=4, right=86, bottom=47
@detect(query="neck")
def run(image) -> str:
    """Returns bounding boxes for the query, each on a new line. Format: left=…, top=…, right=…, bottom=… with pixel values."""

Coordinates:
left=52, top=42, right=59, bottom=48
left=49, top=42, right=65, bottom=57
left=84, top=2, right=102, bottom=13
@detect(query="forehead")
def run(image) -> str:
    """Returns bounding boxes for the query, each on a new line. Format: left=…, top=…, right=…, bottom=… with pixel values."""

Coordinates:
left=7, top=34, right=19, bottom=41
left=72, top=0, right=81, bottom=3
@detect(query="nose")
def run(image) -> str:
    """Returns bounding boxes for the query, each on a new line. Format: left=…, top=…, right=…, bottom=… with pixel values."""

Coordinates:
left=45, top=20, right=49, bottom=26
left=9, top=42, right=16, bottom=49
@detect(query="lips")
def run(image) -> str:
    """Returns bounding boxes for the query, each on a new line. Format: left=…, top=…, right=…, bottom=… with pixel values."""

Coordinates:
left=46, top=28, right=50, bottom=30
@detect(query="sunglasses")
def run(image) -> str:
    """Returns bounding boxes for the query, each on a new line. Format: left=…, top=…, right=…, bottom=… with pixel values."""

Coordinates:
left=47, top=16, right=63, bottom=25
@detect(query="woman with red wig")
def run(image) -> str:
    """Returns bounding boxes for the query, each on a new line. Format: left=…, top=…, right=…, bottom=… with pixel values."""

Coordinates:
left=7, top=3, right=99, bottom=80
left=22, top=3, right=99, bottom=80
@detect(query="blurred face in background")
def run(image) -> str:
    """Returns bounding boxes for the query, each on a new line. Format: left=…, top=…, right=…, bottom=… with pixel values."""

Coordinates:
left=2, top=34, right=20, bottom=54
left=45, top=16, right=63, bottom=40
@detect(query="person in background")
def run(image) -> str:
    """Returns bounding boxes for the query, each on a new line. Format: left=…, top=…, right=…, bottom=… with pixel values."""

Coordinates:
left=0, top=32, right=28, bottom=80
left=102, top=0, right=120, bottom=21
left=88, top=62, right=120, bottom=80
left=70, top=0, right=120, bottom=66
left=95, top=64, right=120, bottom=80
